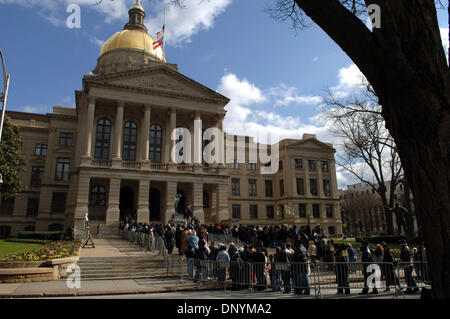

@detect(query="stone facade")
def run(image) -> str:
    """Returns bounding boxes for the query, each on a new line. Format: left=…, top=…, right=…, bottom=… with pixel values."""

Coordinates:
left=0, top=1, right=343, bottom=237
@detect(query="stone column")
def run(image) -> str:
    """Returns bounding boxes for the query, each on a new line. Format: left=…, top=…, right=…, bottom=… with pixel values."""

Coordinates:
left=318, top=160, right=324, bottom=198
left=164, top=181, right=177, bottom=223
left=216, top=183, right=228, bottom=223
left=193, top=111, right=203, bottom=172
left=73, top=174, right=91, bottom=237
left=168, top=107, right=176, bottom=165
left=141, top=104, right=151, bottom=167
left=192, top=182, right=204, bottom=223
left=329, top=158, right=338, bottom=199
left=82, top=97, right=96, bottom=163
left=305, top=166, right=311, bottom=198
left=106, top=178, right=121, bottom=226
left=216, top=113, right=225, bottom=167
left=112, top=101, right=124, bottom=167
left=137, top=180, right=150, bottom=224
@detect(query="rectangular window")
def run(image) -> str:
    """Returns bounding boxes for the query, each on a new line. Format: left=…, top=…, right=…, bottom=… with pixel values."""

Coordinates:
left=310, top=179, right=318, bottom=196
left=295, top=159, right=303, bottom=169
left=323, top=179, right=331, bottom=196
left=280, top=179, right=284, bottom=197
left=298, top=203, right=307, bottom=218
left=55, top=158, right=71, bottom=181
left=230, top=160, right=239, bottom=169
left=279, top=160, right=283, bottom=170
left=321, top=160, right=329, bottom=172
left=248, top=179, right=257, bottom=196
left=249, top=205, right=258, bottom=219
left=266, top=205, right=274, bottom=219
left=296, top=178, right=305, bottom=195
left=313, top=204, right=320, bottom=218
left=308, top=160, right=316, bottom=172
left=0, top=197, right=14, bottom=216
left=232, top=204, right=241, bottom=219
left=31, top=166, right=44, bottom=187
left=265, top=180, right=273, bottom=197
left=26, top=198, right=39, bottom=217
left=35, top=144, right=47, bottom=156
left=51, top=193, right=67, bottom=214
left=326, top=204, right=333, bottom=218
left=231, top=178, right=240, bottom=196
left=59, top=132, right=73, bottom=146
left=247, top=162, right=256, bottom=171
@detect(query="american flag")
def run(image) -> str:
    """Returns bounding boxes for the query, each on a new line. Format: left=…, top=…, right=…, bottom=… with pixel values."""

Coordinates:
left=156, top=25, right=165, bottom=39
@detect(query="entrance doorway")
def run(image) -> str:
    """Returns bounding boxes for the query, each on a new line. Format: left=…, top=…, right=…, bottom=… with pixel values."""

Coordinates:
left=149, top=188, right=161, bottom=221
left=176, top=189, right=186, bottom=216
left=120, top=187, right=135, bottom=222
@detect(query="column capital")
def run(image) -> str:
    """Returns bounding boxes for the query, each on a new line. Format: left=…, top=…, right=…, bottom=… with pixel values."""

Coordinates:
left=144, top=104, right=152, bottom=111
left=117, top=100, right=125, bottom=108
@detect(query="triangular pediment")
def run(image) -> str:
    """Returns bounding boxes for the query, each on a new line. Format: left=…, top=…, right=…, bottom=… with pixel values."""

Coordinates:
left=288, top=138, right=335, bottom=151
left=85, top=65, right=229, bottom=104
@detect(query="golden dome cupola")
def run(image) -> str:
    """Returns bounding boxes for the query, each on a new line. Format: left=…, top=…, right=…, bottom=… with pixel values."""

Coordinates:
left=95, top=0, right=166, bottom=74
left=124, top=0, right=147, bottom=32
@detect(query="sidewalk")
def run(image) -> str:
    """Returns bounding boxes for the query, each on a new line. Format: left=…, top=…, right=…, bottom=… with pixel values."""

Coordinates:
left=0, top=277, right=220, bottom=298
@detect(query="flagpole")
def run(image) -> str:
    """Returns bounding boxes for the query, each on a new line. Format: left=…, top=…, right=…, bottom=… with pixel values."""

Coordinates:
left=163, top=6, right=166, bottom=55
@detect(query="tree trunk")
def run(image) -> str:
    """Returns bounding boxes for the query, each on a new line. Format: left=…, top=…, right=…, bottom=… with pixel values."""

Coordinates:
left=295, top=0, right=449, bottom=298
left=402, top=179, right=416, bottom=239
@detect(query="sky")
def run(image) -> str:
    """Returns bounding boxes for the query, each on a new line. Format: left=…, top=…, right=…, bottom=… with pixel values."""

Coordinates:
left=0, top=0, right=448, bottom=189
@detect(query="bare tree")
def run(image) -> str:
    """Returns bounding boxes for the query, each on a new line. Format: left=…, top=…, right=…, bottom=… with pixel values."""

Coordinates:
left=323, top=83, right=403, bottom=235
left=341, top=191, right=382, bottom=236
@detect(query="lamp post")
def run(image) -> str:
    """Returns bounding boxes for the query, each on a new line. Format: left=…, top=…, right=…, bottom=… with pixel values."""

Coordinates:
left=0, top=49, right=11, bottom=184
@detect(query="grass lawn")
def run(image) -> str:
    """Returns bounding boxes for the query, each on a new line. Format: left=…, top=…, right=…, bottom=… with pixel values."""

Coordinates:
left=0, top=240, right=43, bottom=257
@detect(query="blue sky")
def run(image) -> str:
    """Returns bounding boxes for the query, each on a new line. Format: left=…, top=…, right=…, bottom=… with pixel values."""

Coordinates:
left=0, top=0, right=448, bottom=187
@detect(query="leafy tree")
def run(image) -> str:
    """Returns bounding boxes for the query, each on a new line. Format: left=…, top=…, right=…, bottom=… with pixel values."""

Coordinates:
left=0, top=117, right=26, bottom=197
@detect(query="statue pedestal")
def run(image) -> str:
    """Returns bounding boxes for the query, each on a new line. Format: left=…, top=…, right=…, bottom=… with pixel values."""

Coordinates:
left=168, top=213, right=186, bottom=227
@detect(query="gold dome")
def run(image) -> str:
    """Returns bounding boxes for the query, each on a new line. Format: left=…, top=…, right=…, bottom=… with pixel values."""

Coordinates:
left=99, top=29, right=166, bottom=62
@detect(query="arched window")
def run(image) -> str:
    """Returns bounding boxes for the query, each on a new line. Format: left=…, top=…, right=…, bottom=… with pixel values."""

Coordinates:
left=123, top=121, right=137, bottom=161
left=95, top=118, right=111, bottom=160
left=90, top=186, right=106, bottom=206
left=149, top=124, right=162, bottom=163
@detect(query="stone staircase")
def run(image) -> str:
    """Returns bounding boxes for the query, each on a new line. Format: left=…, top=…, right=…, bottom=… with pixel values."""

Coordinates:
left=75, top=228, right=185, bottom=281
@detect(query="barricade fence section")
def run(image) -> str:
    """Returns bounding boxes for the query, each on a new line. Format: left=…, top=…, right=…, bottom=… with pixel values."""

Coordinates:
left=181, top=259, right=430, bottom=297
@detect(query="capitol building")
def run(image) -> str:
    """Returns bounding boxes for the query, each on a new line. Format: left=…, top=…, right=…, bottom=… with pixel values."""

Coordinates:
left=0, top=1, right=343, bottom=237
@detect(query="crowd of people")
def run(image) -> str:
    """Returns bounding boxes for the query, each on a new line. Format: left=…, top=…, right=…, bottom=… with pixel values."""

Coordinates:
left=120, top=219, right=428, bottom=295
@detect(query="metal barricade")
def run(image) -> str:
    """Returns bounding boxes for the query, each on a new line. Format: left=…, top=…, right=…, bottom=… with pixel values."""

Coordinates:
left=395, top=261, right=430, bottom=292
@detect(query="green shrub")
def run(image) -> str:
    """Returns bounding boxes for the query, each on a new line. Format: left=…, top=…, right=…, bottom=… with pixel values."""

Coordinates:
left=358, top=235, right=420, bottom=245
left=17, top=231, right=64, bottom=241
left=5, top=238, right=52, bottom=245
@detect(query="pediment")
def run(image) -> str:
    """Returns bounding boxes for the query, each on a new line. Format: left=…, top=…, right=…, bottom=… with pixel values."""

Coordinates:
left=289, top=138, right=335, bottom=152
left=86, top=66, right=229, bottom=104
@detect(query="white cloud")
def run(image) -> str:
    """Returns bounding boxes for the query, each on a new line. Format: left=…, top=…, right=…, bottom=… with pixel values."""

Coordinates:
left=216, top=72, right=332, bottom=145
left=268, top=84, right=323, bottom=107
left=90, top=35, right=105, bottom=47
left=441, top=28, right=449, bottom=61
left=147, top=0, right=233, bottom=46
left=331, top=64, right=366, bottom=98
left=0, top=0, right=232, bottom=46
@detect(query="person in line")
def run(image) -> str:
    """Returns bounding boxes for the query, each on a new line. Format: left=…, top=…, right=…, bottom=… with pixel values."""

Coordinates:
left=336, top=244, right=350, bottom=295
left=400, top=240, right=419, bottom=294
left=216, top=244, right=230, bottom=286
left=360, top=240, right=378, bottom=295
left=381, top=243, right=400, bottom=291
left=292, top=240, right=310, bottom=295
